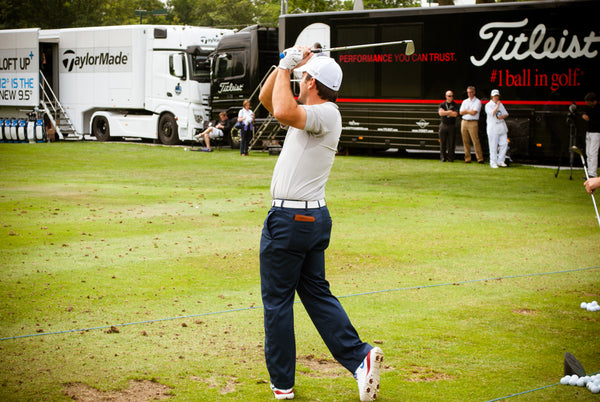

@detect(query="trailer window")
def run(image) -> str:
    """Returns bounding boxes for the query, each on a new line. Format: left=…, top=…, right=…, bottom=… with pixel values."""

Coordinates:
left=333, top=24, right=422, bottom=99
left=380, top=24, right=422, bottom=99
left=214, top=51, right=246, bottom=80
left=335, top=26, right=376, bottom=97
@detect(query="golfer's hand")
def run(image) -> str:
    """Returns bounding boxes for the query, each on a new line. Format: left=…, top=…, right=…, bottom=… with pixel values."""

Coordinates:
left=584, top=177, right=600, bottom=194
left=279, top=47, right=303, bottom=71
left=291, top=46, right=313, bottom=71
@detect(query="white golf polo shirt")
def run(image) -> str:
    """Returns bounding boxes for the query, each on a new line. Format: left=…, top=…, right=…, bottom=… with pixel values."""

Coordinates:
left=270, top=102, right=341, bottom=201
left=460, top=97, right=482, bottom=121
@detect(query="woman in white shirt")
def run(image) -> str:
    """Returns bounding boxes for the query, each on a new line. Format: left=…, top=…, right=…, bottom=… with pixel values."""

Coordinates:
left=237, top=99, right=254, bottom=156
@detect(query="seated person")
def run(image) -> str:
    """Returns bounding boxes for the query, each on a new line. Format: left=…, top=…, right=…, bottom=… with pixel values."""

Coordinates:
left=194, top=111, right=230, bottom=151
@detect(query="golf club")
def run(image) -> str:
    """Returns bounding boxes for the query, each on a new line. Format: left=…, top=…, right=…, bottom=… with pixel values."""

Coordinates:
left=313, top=40, right=416, bottom=56
left=281, top=39, right=416, bottom=59
left=572, top=145, right=600, bottom=228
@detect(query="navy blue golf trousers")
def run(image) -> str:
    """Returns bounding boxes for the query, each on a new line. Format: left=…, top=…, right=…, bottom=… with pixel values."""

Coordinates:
left=259, top=205, right=371, bottom=389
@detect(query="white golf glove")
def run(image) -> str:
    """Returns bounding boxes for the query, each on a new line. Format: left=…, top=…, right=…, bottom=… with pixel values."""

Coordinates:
left=278, top=47, right=303, bottom=71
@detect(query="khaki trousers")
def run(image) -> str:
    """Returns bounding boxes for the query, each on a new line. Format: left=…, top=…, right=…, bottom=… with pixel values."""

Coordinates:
left=461, top=120, right=484, bottom=162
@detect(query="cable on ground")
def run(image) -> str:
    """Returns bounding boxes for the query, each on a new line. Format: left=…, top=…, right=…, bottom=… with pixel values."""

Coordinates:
left=2, top=265, right=597, bottom=342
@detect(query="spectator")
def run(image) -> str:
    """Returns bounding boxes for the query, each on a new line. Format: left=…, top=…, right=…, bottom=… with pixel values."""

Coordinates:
left=438, top=90, right=459, bottom=162
left=238, top=100, right=254, bottom=156
left=460, top=86, right=484, bottom=163
left=194, top=111, right=230, bottom=152
left=582, top=92, right=600, bottom=178
left=485, top=89, right=509, bottom=168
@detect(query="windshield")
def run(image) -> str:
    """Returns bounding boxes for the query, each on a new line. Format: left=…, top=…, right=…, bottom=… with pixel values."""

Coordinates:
left=213, top=51, right=246, bottom=80
left=188, top=53, right=210, bottom=83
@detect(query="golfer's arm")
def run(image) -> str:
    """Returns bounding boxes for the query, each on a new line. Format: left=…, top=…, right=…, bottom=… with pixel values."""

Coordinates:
left=272, top=69, right=306, bottom=129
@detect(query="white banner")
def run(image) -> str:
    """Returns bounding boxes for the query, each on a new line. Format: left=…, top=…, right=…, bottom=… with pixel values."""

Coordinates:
left=0, top=29, right=39, bottom=107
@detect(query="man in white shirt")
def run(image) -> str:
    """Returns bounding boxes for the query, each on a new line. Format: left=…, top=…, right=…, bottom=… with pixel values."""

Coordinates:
left=258, top=48, right=383, bottom=401
left=460, top=86, right=484, bottom=163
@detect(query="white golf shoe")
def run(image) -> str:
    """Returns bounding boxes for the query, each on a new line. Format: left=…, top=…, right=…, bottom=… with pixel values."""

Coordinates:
left=354, top=347, right=384, bottom=401
left=270, top=383, right=294, bottom=400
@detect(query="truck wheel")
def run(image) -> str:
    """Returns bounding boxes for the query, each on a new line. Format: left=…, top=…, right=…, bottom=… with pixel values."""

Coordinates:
left=158, top=113, right=180, bottom=145
left=229, top=126, right=241, bottom=149
left=92, top=116, right=110, bottom=142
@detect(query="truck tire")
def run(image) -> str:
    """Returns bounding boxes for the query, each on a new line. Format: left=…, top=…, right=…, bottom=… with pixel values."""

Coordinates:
left=229, top=126, right=241, bottom=149
left=158, top=113, right=180, bottom=145
left=92, top=116, right=110, bottom=142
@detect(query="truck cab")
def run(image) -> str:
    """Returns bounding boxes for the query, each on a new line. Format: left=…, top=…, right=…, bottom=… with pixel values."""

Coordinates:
left=209, top=25, right=279, bottom=147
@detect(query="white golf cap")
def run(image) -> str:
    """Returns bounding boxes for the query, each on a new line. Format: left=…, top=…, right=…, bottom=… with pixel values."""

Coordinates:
left=491, top=89, right=500, bottom=97
left=295, top=56, right=343, bottom=91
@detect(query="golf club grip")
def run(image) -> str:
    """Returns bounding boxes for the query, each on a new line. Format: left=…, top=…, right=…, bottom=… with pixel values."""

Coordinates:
left=279, top=48, right=322, bottom=59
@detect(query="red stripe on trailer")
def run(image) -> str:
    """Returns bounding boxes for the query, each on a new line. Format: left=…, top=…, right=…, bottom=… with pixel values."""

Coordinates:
left=337, top=98, right=586, bottom=106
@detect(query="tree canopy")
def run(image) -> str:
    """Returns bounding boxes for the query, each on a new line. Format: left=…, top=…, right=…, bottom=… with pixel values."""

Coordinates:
left=0, top=0, right=420, bottom=30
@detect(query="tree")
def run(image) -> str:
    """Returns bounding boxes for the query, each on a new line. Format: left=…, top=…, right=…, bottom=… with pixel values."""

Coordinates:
left=363, top=0, right=420, bottom=8
left=166, top=0, right=198, bottom=25
left=0, top=0, right=168, bottom=29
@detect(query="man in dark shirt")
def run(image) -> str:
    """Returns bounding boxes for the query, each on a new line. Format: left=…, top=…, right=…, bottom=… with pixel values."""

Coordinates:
left=582, top=92, right=600, bottom=177
left=438, top=90, right=459, bottom=162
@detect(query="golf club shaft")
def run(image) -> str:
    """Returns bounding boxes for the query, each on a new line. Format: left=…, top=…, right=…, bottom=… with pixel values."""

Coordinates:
left=576, top=151, right=600, bottom=228
left=281, top=40, right=415, bottom=59
left=312, top=40, right=414, bottom=53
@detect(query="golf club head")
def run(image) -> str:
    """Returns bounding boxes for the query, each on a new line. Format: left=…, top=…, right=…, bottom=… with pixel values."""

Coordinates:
left=405, top=41, right=415, bottom=56
left=564, top=352, right=586, bottom=377
left=571, top=145, right=584, bottom=157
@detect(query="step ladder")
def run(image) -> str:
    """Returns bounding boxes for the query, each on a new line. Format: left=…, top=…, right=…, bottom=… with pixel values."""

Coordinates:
left=242, top=65, right=287, bottom=152
left=39, top=72, right=80, bottom=140
left=249, top=114, right=283, bottom=151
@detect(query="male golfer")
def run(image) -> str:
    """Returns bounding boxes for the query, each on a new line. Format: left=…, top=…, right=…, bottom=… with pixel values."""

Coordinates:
left=258, top=47, right=383, bottom=401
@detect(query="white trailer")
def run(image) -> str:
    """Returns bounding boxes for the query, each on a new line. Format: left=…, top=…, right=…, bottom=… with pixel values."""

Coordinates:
left=1, top=25, right=232, bottom=144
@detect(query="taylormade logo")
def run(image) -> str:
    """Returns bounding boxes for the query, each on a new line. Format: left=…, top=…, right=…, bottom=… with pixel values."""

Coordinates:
left=61, top=48, right=130, bottom=72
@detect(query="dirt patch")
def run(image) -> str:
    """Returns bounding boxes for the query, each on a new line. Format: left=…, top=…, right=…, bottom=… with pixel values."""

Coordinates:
left=295, top=354, right=395, bottom=379
left=63, top=379, right=172, bottom=401
left=404, top=365, right=453, bottom=382
left=191, top=374, right=240, bottom=395
left=296, top=354, right=346, bottom=378
left=513, top=308, right=538, bottom=316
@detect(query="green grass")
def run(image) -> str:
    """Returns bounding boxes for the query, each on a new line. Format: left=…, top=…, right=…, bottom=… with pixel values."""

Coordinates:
left=0, top=142, right=598, bottom=401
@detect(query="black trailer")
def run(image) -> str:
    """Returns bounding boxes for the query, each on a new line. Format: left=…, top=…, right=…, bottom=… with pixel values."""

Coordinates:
left=278, top=0, right=599, bottom=161
left=209, top=25, right=279, bottom=148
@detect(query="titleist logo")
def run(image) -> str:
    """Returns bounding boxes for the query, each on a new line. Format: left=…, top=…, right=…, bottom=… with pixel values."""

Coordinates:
left=470, top=19, right=600, bottom=67
left=218, top=82, right=244, bottom=93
